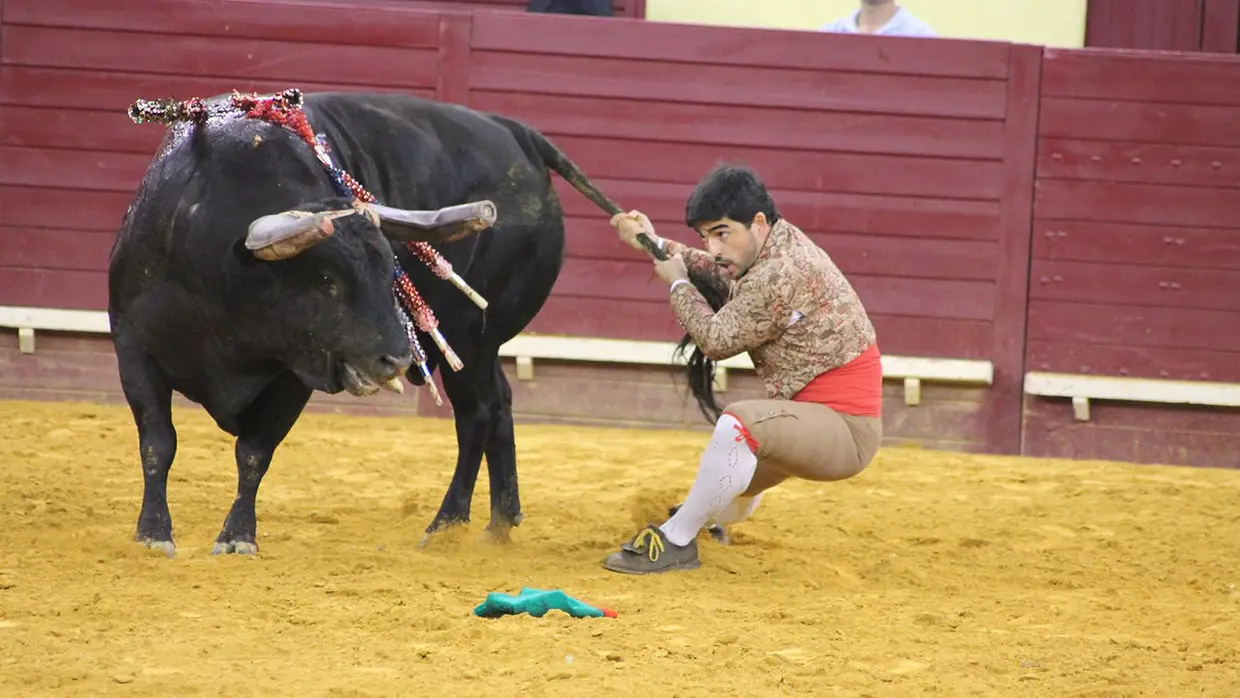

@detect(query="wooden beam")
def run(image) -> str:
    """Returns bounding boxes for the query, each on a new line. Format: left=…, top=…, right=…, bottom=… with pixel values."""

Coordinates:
left=1025, top=371, right=1240, bottom=422
left=0, top=306, right=997, bottom=406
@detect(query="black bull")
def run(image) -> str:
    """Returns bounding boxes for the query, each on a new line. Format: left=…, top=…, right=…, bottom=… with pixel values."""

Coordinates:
left=109, top=90, right=726, bottom=556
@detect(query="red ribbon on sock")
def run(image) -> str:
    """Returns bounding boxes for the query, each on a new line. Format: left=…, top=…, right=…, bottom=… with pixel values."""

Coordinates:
left=722, top=412, right=759, bottom=455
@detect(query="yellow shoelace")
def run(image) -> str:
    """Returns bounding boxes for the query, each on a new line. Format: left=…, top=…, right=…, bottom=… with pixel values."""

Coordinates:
left=633, top=528, right=665, bottom=562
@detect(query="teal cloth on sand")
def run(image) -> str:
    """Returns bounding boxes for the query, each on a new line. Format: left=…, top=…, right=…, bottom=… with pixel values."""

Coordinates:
left=473, top=587, right=615, bottom=618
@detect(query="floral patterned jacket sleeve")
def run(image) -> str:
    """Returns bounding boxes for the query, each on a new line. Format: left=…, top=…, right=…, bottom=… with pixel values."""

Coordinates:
left=663, top=239, right=730, bottom=300
left=668, top=260, right=796, bottom=361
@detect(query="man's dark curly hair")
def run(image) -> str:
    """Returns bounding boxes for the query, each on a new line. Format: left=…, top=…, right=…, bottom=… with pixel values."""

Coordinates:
left=684, top=163, right=781, bottom=230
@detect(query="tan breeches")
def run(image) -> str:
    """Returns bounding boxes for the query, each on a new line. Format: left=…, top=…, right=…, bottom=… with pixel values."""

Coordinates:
left=723, top=400, right=883, bottom=497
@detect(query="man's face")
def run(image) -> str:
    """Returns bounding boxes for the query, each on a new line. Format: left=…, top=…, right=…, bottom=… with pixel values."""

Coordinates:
left=861, top=0, right=892, bottom=6
left=695, top=213, right=770, bottom=280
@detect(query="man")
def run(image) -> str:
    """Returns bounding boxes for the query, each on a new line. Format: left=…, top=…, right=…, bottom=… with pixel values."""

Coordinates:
left=821, top=0, right=936, bottom=37
left=601, top=164, right=883, bottom=575
left=526, top=0, right=613, bottom=16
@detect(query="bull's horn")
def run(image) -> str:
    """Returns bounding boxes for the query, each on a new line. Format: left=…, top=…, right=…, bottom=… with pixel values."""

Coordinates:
left=245, top=209, right=354, bottom=261
left=368, top=200, right=498, bottom=242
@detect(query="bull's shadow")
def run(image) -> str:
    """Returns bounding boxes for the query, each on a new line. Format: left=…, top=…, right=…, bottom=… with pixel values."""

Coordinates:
left=110, top=89, right=631, bottom=556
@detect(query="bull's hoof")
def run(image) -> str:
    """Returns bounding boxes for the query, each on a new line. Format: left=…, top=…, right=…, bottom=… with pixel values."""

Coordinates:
left=484, top=513, right=523, bottom=545
left=418, top=519, right=468, bottom=549
left=483, top=523, right=514, bottom=545
left=137, top=538, right=176, bottom=558
left=210, top=539, right=258, bottom=555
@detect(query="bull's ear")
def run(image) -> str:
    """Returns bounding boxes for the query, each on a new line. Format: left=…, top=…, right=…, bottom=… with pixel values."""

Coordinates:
left=245, top=208, right=355, bottom=260
left=368, top=200, right=497, bottom=243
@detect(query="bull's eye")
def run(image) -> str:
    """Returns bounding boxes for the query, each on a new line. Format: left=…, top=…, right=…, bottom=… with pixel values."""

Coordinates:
left=319, top=273, right=339, bottom=299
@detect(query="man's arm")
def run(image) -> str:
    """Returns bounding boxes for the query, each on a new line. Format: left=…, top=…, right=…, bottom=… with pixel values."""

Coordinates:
left=661, top=238, right=730, bottom=299
left=609, top=210, right=730, bottom=298
left=668, top=263, right=795, bottom=361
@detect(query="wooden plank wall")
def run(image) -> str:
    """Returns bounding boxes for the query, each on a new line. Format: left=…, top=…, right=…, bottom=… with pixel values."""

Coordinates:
left=1086, top=0, right=1240, bottom=53
left=0, top=0, right=453, bottom=308
left=1025, top=48, right=1240, bottom=467
left=0, top=0, right=1037, bottom=454
left=1, top=0, right=1238, bottom=466
left=0, top=0, right=465, bottom=415
left=323, top=0, right=647, bottom=18
left=452, top=13, right=1038, bottom=452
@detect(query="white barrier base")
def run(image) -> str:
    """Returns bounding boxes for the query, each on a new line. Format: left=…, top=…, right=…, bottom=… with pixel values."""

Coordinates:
left=1024, top=371, right=1240, bottom=421
left=0, top=305, right=997, bottom=406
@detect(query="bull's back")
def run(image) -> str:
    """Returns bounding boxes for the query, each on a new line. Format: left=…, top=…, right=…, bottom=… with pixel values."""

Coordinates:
left=303, top=93, right=553, bottom=214
left=302, top=92, right=570, bottom=337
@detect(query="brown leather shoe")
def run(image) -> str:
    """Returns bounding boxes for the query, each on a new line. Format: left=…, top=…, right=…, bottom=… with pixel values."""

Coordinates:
left=601, top=524, right=701, bottom=575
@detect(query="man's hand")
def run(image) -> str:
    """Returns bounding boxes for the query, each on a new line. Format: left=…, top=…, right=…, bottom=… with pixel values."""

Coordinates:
left=654, top=253, right=689, bottom=286
left=610, top=210, right=658, bottom=254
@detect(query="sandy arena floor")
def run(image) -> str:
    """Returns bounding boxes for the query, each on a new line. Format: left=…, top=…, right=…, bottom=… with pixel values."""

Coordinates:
left=1, top=399, right=1238, bottom=697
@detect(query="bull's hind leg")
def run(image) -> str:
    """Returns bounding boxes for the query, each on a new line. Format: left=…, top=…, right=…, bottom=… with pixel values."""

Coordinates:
left=482, top=357, right=522, bottom=543
left=422, top=353, right=511, bottom=545
left=117, top=346, right=178, bottom=557
left=212, top=372, right=312, bottom=555
left=421, top=357, right=523, bottom=546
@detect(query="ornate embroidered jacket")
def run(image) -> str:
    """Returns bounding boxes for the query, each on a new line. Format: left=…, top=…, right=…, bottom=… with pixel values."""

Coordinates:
left=664, top=218, right=877, bottom=400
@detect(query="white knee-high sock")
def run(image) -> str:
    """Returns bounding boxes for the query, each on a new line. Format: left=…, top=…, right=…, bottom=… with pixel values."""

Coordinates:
left=659, top=413, right=757, bottom=546
left=710, top=492, right=763, bottom=527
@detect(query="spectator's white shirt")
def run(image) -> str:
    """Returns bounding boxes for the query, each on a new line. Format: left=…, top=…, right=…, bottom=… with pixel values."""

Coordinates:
left=820, top=7, right=937, bottom=37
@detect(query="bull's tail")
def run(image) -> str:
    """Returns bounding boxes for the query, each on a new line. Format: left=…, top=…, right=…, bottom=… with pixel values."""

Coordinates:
left=490, top=113, right=728, bottom=425
left=493, top=115, right=671, bottom=260
left=489, top=114, right=624, bottom=218
left=530, top=131, right=625, bottom=218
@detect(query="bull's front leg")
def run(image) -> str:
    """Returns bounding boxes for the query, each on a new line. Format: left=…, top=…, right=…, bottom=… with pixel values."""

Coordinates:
left=212, top=372, right=312, bottom=555
left=117, top=348, right=178, bottom=557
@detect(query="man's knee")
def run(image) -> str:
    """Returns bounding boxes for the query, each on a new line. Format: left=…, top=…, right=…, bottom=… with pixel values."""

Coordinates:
left=720, top=399, right=792, bottom=456
left=727, top=400, right=875, bottom=484
left=712, top=410, right=760, bottom=456
left=739, top=464, right=787, bottom=497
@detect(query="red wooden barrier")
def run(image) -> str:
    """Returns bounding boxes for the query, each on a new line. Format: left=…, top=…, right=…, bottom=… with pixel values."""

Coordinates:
left=1024, top=47, right=1240, bottom=467
left=1086, top=0, right=1240, bottom=53
left=340, top=0, right=647, bottom=18
left=0, top=0, right=453, bottom=307
left=458, top=13, right=1040, bottom=452
left=0, top=0, right=1237, bottom=465
left=0, top=0, right=1037, bottom=453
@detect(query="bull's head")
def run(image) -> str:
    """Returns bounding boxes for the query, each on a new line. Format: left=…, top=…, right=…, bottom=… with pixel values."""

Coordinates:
left=230, top=196, right=497, bottom=397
